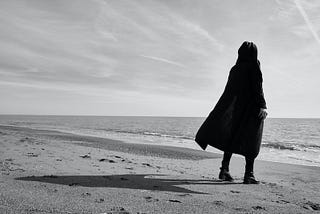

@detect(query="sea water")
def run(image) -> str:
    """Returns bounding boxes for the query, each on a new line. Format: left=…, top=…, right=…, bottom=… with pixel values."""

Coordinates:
left=0, top=115, right=319, bottom=167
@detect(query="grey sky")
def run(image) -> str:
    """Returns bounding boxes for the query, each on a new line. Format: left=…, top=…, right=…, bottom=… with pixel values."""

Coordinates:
left=0, top=0, right=319, bottom=117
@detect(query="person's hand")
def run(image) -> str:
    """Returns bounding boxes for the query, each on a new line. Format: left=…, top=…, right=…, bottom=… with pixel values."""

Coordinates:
left=258, top=108, right=268, bottom=120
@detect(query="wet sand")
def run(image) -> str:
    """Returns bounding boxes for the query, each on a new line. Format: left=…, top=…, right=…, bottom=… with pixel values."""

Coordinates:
left=0, top=125, right=319, bottom=213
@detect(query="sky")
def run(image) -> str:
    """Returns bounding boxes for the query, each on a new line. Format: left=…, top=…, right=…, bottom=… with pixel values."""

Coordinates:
left=0, top=0, right=319, bottom=117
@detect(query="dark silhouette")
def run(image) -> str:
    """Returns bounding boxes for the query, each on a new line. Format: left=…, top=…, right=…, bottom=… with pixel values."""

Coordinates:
left=16, top=174, right=242, bottom=195
left=195, top=41, right=267, bottom=184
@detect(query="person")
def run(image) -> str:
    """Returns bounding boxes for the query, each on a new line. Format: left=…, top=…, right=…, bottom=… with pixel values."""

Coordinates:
left=195, top=41, right=267, bottom=184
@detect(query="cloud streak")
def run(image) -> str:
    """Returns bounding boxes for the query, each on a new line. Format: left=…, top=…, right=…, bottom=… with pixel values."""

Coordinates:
left=1, top=0, right=320, bottom=116
left=294, top=0, right=320, bottom=45
left=140, top=55, right=186, bottom=68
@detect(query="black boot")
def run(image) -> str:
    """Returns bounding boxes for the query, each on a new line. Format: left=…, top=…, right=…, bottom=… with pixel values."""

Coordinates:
left=243, top=172, right=260, bottom=184
left=219, top=167, right=234, bottom=181
left=243, top=157, right=259, bottom=184
left=219, top=152, right=234, bottom=181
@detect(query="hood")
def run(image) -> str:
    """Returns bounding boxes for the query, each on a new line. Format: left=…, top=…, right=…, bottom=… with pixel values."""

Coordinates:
left=237, top=41, right=258, bottom=62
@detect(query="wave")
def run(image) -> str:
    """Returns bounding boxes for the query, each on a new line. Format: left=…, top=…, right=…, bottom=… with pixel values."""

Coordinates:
left=95, top=128, right=194, bottom=140
left=94, top=128, right=320, bottom=152
left=99, top=128, right=320, bottom=152
left=262, top=141, right=320, bottom=151
left=262, top=142, right=298, bottom=151
left=98, top=129, right=320, bottom=152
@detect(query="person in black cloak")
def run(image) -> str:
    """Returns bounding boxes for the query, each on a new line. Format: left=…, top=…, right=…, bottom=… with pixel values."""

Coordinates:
left=195, top=41, right=267, bottom=184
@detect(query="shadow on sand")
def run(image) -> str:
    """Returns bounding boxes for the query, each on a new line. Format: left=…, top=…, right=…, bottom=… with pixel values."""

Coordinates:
left=16, top=174, right=241, bottom=194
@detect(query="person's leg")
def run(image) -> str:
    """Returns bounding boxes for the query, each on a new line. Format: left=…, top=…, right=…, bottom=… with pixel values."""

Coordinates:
left=244, top=156, right=259, bottom=184
left=219, top=152, right=234, bottom=181
left=245, top=156, right=254, bottom=173
left=221, top=152, right=232, bottom=171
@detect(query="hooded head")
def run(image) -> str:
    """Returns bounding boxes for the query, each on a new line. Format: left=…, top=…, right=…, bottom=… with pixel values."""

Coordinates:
left=237, top=41, right=258, bottom=63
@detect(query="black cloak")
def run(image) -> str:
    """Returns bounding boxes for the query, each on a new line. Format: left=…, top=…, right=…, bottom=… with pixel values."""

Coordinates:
left=195, top=41, right=267, bottom=159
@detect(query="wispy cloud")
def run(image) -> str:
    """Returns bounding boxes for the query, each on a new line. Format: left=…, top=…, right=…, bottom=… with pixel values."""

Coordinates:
left=140, top=55, right=186, bottom=68
left=294, top=0, right=320, bottom=45
left=1, top=0, right=319, bottom=116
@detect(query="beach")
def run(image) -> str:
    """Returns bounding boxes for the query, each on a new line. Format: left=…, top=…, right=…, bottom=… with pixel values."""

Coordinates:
left=0, top=125, right=319, bottom=214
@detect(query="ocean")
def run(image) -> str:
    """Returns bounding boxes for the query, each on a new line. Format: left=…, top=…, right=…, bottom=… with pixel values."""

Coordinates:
left=0, top=115, right=319, bottom=167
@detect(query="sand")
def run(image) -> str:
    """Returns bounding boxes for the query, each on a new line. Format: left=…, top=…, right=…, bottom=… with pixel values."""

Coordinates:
left=0, top=125, right=319, bottom=214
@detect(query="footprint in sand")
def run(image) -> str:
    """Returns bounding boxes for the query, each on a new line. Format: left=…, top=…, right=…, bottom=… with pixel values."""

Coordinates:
left=264, top=182, right=277, bottom=187
left=99, top=158, right=116, bottom=163
left=276, top=193, right=284, bottom=197
left=168, top=199, right=182, bottom=203
left=20, top=137, right=41, bottom=145
left=19, top=137, right=29, bottom=143
left=212, top=201, right=224, bottom=206
left=144, top=196, right=159, bottom=202
left=3, top=160, right=24, bottom=172
left=102, top=206, right=131, bottom=214
left=95, top=198, right=105, bottom=203
left=80, top=154, right=91, bottom=159
left=1, top=161, right=11, bottom=174
left=302, top=201, right=320, bottom=211
left=81, top=192, right=91, bottom=197
left=233, top=207, right=248, bottom=212
left=114, top=156, right=133, bottom=163
left=275, top=199, right=290, bottom=204
left=26, top=152, right=39, bottom=157
left=252, top=206, right=266, bottom=211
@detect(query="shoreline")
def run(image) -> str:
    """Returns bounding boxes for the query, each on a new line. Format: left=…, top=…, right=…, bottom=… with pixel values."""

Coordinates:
left=0, top=125, right=221, bottom=160
left=1, top=124, right=319, bottom=169
left=1, top=124, right=320, bottom=213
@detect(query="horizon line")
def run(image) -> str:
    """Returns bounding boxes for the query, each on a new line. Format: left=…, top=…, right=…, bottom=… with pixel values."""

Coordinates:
left=0, top=114, right=319, bottom=119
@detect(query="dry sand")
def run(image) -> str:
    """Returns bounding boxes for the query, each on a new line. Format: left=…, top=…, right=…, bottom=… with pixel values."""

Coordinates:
left=0, top=125, right=319, bottom=214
